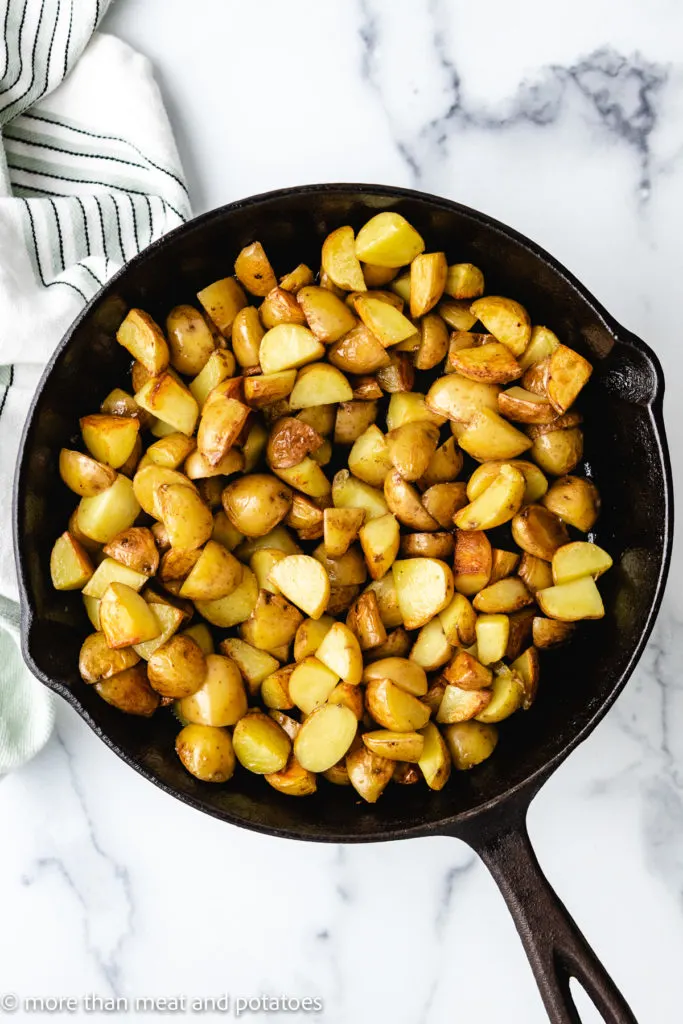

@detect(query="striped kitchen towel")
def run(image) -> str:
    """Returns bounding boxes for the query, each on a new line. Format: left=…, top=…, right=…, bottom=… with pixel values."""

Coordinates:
left=0, top=0, right=191, bottom=772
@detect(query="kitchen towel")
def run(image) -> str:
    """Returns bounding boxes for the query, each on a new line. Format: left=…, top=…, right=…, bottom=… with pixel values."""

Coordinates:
left=0, top=0, right=191, bottom=772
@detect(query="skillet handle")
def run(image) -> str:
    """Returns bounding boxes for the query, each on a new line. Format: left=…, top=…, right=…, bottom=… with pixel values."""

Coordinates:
left=473, top=822, right=638, bottom=1024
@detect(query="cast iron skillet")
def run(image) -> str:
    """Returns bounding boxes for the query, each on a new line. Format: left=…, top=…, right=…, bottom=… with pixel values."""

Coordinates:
left=14, top=184, right=672, bottom=1024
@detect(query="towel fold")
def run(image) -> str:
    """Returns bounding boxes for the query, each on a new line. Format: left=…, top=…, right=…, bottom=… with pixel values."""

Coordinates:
left=0, top=0, right=191, bottom=772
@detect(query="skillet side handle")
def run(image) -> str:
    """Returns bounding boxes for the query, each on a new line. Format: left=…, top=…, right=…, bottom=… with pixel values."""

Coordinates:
left=473, top=822, right=638, bottom=1024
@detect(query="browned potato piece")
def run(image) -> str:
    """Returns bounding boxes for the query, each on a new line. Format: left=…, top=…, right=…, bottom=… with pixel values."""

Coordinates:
left=505, top=607, right=536, bottom=661
left=261, top=664, right=296, bottom=710
left=222, top=474, right=292, bottom=537
left=437, top=298, right=478, bottom=331
left=409, top=251, right=447, bottom=317
left=266, top=417, right=323, bottom=470
left=470, top=296, right=531, bottom=356
left=295, top=703, right=358, bottom=772
left=313, top=543, right=367, bottom=587
left=260, top=287, right=307, bottom=329
left=265, top=754, right=317, bottom=797
left=195, top=567, right=259, bottom=628
left=346, top=591, right=387, bottom=651
left=420, top=438, right=463, bottom=488
left=80, top=414, right=140, bottom=470
left=259, top=323, right=325, bottom=375
left=363, top=730, right=424, bottom=762
left=366, top=677, right=430, bottom=732
left=459, top=408, right=533, bottom=461
left=443, top=720, right=498, bottom=770
left=234, top=241, right=277, bottom=296
left=518, top=325, right=560, bottom=371
left=324, top=507, right=365, bottom=557
left=359, top=512, right=400, bottom=581
left=322, top=225, right=366, bottom=291
left=96, top=664, right=160, bottom=717
left=413, top=313, right=449, bottom=370
left=422, top=680, right=447, bottom=716
left=536, top=577, right=605, bottom=621
left=362, top=263, right=398, bottom=288
left=103, top=527, right=159, bottom=577
left=422, top=482, right=468, bottom=529
left=392, top=558, right=454, bottom=630
left=240, top=590, right=303, bottom=653
left=376, top=352, right=415, bottom=393
left=158, top=483, right=213, bottom=550
left=50, top=531, right=94, bottom=590
left=147, top=634, right=207, bottom=698
left=160, top=547, right=201, bottom=583
left=409, top=616, right=452, bottom=671
left=290, top=363, right=353, bottom=408
left=135, top=373, right=198, bottom=436
left=384, top=471, right=438, bottom=531
left=518, top=552, right=554, bottom=594
left=531, top=428, right=584, bottom=477
left=444, top=263, right=484, bottom=300
left=436, top=684, right=491, bottom=724
left=347, top=425, right=392, bottom=487
left=328, top=324, right=391, bottom=375
left=178, top=541, right=243, bottom=601
left=189, top=351, right=238, bottom=410
left=438, top=593, right=477, bottom=646
left=443, top=651, right=492, bottom=691
left=447, top=330, right=491, bottom=362
left=552, top=541, right=612, bottom=585
left=386, top=421, right=439, bottom=482
left=269, top=554, right=331, bottom=619
left=272, top=457, right=331, bottom=500
left=178, top=654, right=247, bottom=726
left=546, top=344, right=593, bottom=413
left=532, top=616, right=576, bottom=648
left=542, top=476, right=600, bottom=532
left=100, top=387, right=152, bottom=429
left=426, top=374, right=501, bottom=423
left=467, top=459, right=548, bottom=505
left=352, top=375, right=384, bottom=401
left=363, top=656, right=427, bottom=696
left=79, top=631, right=140, bottom=683
left=231, top=306, right=264, bottom=368
left=511, top=504, right=569, bottom=561
left=197, top=395, right=250, bottom=467
left=453, top=530, right=492, bottom=596
left=346, top=745, right=395, bottom=802
left=165, top=305, right=216, bottom=376
left=116, top=308, right=169, bottom=375
left=454, top=463, right=526, bottom=531
left=334, top=401, right=378, bottom=445
left=490, top=549, right=520, bottom=583
left=511, top=647, right=540, bottom=709
left=141, top=433, right=196, bottom=472
left=473, top=577, right=533, bottom=614
left=280, top=263, right=315, bottom=294
left=286, top=493, right=324, bottom=538
left=355, top=212, right=424, bottom=267
left=297, top=286, right=357, bottom=342
left=400, top=532, right=454, bottom=559
left=365, top=627, right=411, bottom=661
left=243, top=371, right=297, bottom=407
left=100, top=583, right=161, bottom=648
left=59, top=449, right=117, bottom=497
left=176, top=723, right=235, bottom=781
left=498, top=387, right=557, bottom=424
left=448, top=342, right=522, bottom=384
left=197, top=276, right=247, bottom=334
left=385, top=391, right=446, bottom=431
left=475, top=614, right=510, bottom=665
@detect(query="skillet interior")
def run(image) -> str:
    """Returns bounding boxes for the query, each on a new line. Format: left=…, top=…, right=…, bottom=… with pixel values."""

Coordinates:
left=14, top=184, right=671, bottom=842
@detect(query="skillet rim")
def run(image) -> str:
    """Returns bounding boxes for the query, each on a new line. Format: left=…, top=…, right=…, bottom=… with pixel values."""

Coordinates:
left=12, top=182, right=674, bottom=842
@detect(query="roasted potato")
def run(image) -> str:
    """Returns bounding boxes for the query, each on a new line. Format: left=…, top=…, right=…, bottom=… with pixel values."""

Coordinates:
left=50, top=532, right=94, bottom=590
left=60, top=449, right=117, bottom=497
left=234, top=241, right=277, bottom=296
left=116, top=308, right=169, bottom=376
left=542, top=476, right=600, bottom=532
left=267, top=417, right=323, bottom=470
left=511, top=504, right=569, bottom=561
left=233, top=712, right=291, bottom=774
left=295, top=703, right=358, bottom=772
left=96, top=664, right=160, bottom=717
left=269, top=554, right=330, bottom=619
left=355, top=212, right=425, bottom=267
left=148, top=634, right=207, bottom=698
left=453, top=529, right=492, bottom=596
left=79, top=631, right=140, bottom=683
left=426, top=373, right=500, bottom=423
left=392, top=558, right=454, bottom=630
left=222, top=474, right=291, bottom=538
left=166, top=305, right=216, bottom=376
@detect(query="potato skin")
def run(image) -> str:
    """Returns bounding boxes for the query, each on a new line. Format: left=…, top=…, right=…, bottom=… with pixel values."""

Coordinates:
left=79, top=631, right=140, bottom=683
left=95, top=664, right=160, bottom=716
left=266, top=417, right=323, bottom=470
left=147, top=635, right=207, bottom=698
left=222, top=474, right=292, bottom=537
left=176, top=724, right=236, bottom=782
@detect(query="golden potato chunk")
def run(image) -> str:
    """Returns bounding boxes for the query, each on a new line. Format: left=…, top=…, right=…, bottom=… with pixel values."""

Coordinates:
left=537, top=577, right=605, bottom=621
left=346, top=745, right=394, bottom=802
left=176, top=724, right=235, bottom=782
left=473, top=576, right=533, bottom=614
left=453, top=530, right=492, bottom=596
left=384, top=471, right=438, bottom=531
left=470, top=296, right=531, bottom=356
left=454, top=463, right=525, bottom=531
left=79, top=631, right=140, bottom=683
left=103, top=527, right=159, bottom=577
left=324, top=507, right=365, bottom=558
left=409, top=251, right=447, bottom=317
left=59, top=449, right=117, bottom=497
left=363, top=730, right=424, bottom=762
left=546, top=344, right=593, bottom=413
left=445, top=263, right=484, bottom=300
left=439, top=593, right=477, bottom=647
left=467, top=459, right=548, bottom=504
left=552, top=542, right=613, bottom=585
left=194, top=567, right=259, bottom=628
left=289, top=363, right=353, bottom=408
left=448, top=342, right=522, bottom=385
left=189, top=350, right=237, bottom=409
left=315, top=621, right=363, bottom=685
left=418, top=722, right=452, bottom=789
left=265, top=755, right=317, bottom=797
left=475, top=663, right=525, bottom=723
left=99, top=582, right=161, bottom=649
left=222, top=473, right=291, bottom=538
left=166, top=305, right=216, bottom=375
left=358, top=510, right=401, bottom=582
left=542, top=476, right=600, bottom=532
left=443, top=721, right=498, bottom=770
left=436, top=684, right=491, bottom=724
left=355, top=295, right=417, bottom=348
left=266, top=417, right=323, bottom=471
left=392, top=557, right=454, bottom=630
left=268, top=554, right=330, bottom=619
left=297, top=285, right=357, bottom=342
left=475, top=614, right=510, bottom=665
left=197, top=276, right=247, bottom=334
left=426, top=374, right=501, bottom=424
left=177, top=653, right=247, bottom=726
left=386, top=421, right=439, bottom=482
left=511, top=504, right=569, bottom=561
left=422, top=482, right=468, bottom=529
left=443, top=650, right=492, bottom=691
left=234, top=241, right=277, bottom=296
left=80, top=414, right=140, bottom=470
left=532, top=616, right=576, bottom=648
left=333, top=469, right=389, bottom=520
left=158, top=483, right=213, bottom=550
left=347, top=425, right=392, bottom=487
left=295, top=702, right=358, bottom=772
left=116, top=308, right=169, bottom=375
left=328, top=324, right=391, bottom=375
left=365, top=677, right=430, bottom=732
left=148, top=634, right=207, bottom=698
left=355, top=212, right=425, bottom=267
left=178, top=541, right=243, bottom=601
left=96, top=665, right=160, bottom=717
left=50, top=531, right=94, bottom=590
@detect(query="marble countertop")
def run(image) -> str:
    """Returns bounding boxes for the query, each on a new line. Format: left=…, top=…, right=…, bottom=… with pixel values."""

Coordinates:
left=2, top=1, right=683, bottom=1021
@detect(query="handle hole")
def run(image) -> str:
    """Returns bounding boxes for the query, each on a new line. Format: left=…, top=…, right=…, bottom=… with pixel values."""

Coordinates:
left=570, top=978, right=607, bottom=1023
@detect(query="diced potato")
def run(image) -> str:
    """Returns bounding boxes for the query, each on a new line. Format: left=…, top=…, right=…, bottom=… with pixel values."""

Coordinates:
left=212, top=510, right=244, bottom=552
left=386, top=421, right=439, bottom=483
left=346, top=591, right=386, bottom=651
left=83, top=594, right=101, bottom=629
left=328, top=324, right=391, bottom=375
left=444, top=263, right=484, bottom=300
left=511, top=504, right=569, bottom=561
left=333, top=469, right=389, bottom=520
left=498, top=386, right=557, bottom=424
left=289, top=363, right=353, bottom=408
left=289, top=656, right=339, bottom=713
left=236, top=525, right=301, bottom=561
left=511, top=647, right=540, bottom=709
left=147, top=634, right=207, bottom=699
left=458, top=408, right=532, bottom=461
left=365, top=677, right=430, bottom=732
left=363, top=729, right=424, bottom=762
left=363, top=573, right=403, bottom=629
left=454, top=463, right=525, bottom=530
left=261, top=663, right=295, bottom=710
left=259, top=323, right=325, bottom=375
left=80, top=414, right=139, bottom=471
left=366, top=627, right=411, bottom=661
left=437, top=684, right=491, bottom=723
left=392, top=558, right=454, bottom=630
left=409, top=616, right=453, bottom=671
left=422, top=482, right=468, bottom=529
left=222, top=473, right=292, bottom=537
left=77, top=474, right=141, bottom=544
left=250, top=548, right=286, bottom=594
left=407, top=252, right=447, bottom=317
left=475, top=614, right=510, bottom=665
left=443, top=720, right=498, bottom=770
left=295, top=703, right=358, bottom=772
left=439, top=593, right=477, bottom=647
left=175, top=724, right=235, bottom=781
left=376, top=352, right=415, bottom=393
left=157, top=483, right=213, bottom=550
left=475, top=663, right=525, bottom=723
left=443, top=650, right=492, bottom=691
left=136, top=373, right=199, bottom=437
left=132, top=465, right=193, bottom=519
left=552, top=542, right=613, bottom=585
left=243, top=371, right=296, bottom=408
left=518, top=325, right=560, bottom=371
left=347, top=425, right=392, bottom=487
left=334, top=400, right=378, bottom=446
left=346, top=745, right=394, bottom=802
left=177, top=541, right=242, bottom=601
left=533, top=616, right=576, bottom=648
left=363, top=656, right=427, bottom=696
left=467, top=459, right=548, bottom=504
left=473, top=577, right=533, bottom=614
left=141, top=433, right=196, bottom=472
left=448, top=342, right=522, bottom=385
left=297, top=285, right=357, bottom=342
left=517, top=552, right=553, bottom=595
left=384, top=471, right=438, bottom=531
left=82, top=556, right=148, bottom=599
left=489, top=549, right=520, bottom=584
left=453, top=530, right=492, bottom=596
left=195, top=566, right=258, bottom=627
left=362, top=263, right=398, bottom=288
left=355, top=294, right=417, bottom=348
left=221, top=638, right=280, bottom=694
left=197, top=276, right=247, bottom=334
left=358, top=512, right=400, bottom=581
left=537, top=577, right=605, bottom=621
left=542, top=476, right=600, bottom=532
left=428, top=375, right=501, bottom=430
left=400, top=532, right=454, bottom=560
left=166, top=305, right=216, bottom=375
left=418, top=722, right=451, bottom=789
left=272, top=457, right=331, bottom=499
left=285, top=492, right=324, bottom=538
left=230, top=306, right=263, bottom=370
left=189, top=350, right=237, bottom=409
left=269, top=554, right=330, bottom=619
left=355, top=212, right=425, bottom=267
left=531, top=428, right=584, bottom=477
left=159, top=547, right=200, bottom=583
left=546, top=344, right=593, bottom=413
left=79, top=631, right=140, bottom=683
left=234, top=241, right=277, bottom=296
left=50, top=532, right=94, bottom=590
left=96, top=665, right=160, bottom=717
left=324, top=507, right=365, bottom=558
left=437, top=298, right=478, bottom=331
left=99, top=582, right=161, bottom=648
left=233, top=712, right=290, bottom=774
left=116, top=308, right=169, bottom=375
left=315, top=621, right=363, bottom=684
left=133, top=603, right=185, bottom=660
left=322, top=225, right=366, bottom=291
left=265, top=754, right=317, bottom=797
left=470, top=296, right=531, bottom=356
left=240, top=590, right=303, bottom=653
left=59, top=449, right=117, bottom=497
left=266, top=417, right=323, bottom=470
left=293, top=615, right=335, bottom=661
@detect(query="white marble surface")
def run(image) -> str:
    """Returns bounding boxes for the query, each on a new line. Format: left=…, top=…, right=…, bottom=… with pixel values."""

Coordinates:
left=2, top=1, right=683, bottom=1021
